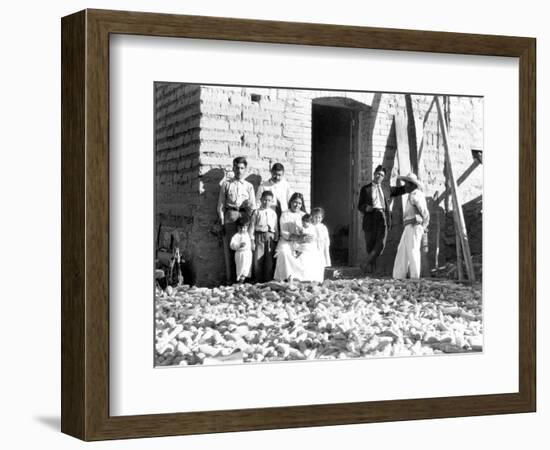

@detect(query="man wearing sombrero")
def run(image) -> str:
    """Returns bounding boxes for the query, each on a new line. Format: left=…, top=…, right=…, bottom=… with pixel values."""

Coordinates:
left=357, top=165, right=407, bottom=273
left=392, top=172, right=430, bottom=279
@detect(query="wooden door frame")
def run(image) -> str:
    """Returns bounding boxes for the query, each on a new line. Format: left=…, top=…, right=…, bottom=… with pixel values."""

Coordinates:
left=311, top=102, right=361, bottom=267
left=349, top=109, right=361, bottom=266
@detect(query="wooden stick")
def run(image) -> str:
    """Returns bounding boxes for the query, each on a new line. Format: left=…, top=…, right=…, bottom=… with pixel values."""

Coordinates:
left=446, top=162, right=464, bottom=281
left=435, top=160, right=481, bottom=206
left=433, top=192, right=441, bottom=275
left=456, top=228, right=464, bottom=281
left=435, top=96, right=476, bottom=282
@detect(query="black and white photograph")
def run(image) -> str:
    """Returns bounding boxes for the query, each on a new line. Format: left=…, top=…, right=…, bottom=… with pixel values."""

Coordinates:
left=154, top=83, right=483, bottom=366
left=2, top=0, right=544, bottom=445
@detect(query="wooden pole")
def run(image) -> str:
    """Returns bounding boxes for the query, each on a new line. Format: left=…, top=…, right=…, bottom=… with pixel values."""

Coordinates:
left=454, top=214, right=464, bottom=281
left=433, top=191, right=441, bottom=276
left=395, top=109, right=412, bottom=214
left=435, top=160, right=481, bottom=206
left=444, top=163, right=464, bottom=281
left=435, top=96, right=476, bottom=282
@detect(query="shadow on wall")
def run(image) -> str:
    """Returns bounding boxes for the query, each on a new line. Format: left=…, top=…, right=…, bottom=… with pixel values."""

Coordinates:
left=190, top=167, right=226, bottom=287
left=189, top=168, right=266, bottom=287
left=424, top=197, right=448, bottom=276
left=370, top=116, right=401, bottom=276
left=246, top=173, right=262, bottom=192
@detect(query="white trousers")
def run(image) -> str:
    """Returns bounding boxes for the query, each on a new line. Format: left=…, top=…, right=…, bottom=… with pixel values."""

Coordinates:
left=392, top=224, right=424, bottom=279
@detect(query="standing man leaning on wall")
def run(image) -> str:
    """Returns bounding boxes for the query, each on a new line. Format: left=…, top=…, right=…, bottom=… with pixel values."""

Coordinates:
left=357, top=165, right=407, bottom=274
left=217, top=157, right=256, bottom=283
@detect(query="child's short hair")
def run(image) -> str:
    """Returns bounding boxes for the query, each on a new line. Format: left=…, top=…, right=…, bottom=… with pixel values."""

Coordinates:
left=261, top=190, right=274, bottom=200
left=311, top=207, right=325, bottom=217
left=301, top=214, right=312, bottom=223
left=271, top=163, right=285, bottom=172
left=236, top=217, right=250, bottom=229
left=233, top=156, right=248, bottom=167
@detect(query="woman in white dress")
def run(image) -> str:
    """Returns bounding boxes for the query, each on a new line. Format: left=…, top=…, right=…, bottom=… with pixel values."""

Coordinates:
left=273, top=193, right=311, bottom=281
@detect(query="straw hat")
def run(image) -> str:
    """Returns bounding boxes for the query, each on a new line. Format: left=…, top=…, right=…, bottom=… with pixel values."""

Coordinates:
left=397, top=172, right=423, bottom=190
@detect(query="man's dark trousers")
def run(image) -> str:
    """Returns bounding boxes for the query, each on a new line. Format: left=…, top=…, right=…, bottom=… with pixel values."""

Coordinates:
left=363, top=209, right=387, bottom=269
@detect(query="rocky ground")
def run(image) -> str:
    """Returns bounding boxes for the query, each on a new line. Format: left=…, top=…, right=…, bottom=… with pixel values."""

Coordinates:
left=155, top=278, right=483, bottom=366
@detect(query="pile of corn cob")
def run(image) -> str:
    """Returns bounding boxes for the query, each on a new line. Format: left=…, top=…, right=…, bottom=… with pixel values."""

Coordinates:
left=155, top=278, right=483, bottom=366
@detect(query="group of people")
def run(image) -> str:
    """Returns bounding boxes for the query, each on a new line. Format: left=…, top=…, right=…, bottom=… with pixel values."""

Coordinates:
left=217, top=157, right=430, bottom=285
left=217, top=158, right=331, bottom=284
left=358, top=165, right=430, bottom=279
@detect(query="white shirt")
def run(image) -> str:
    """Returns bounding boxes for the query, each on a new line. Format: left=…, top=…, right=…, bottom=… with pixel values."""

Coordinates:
left=217, top=177, right=255, bottom=218
left=250, top=207, right=278, bottom=234
left=372, top=183, right=385, bottom=210
left=403, top=189, right=430, bottom=228
left=256, top=178, right=292, bottom=212
left=229, top=231, right=252, bottom=253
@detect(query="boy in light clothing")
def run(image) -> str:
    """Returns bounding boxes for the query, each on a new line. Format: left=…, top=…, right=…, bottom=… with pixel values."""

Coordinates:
left=230, top=218, right=253, bottom=283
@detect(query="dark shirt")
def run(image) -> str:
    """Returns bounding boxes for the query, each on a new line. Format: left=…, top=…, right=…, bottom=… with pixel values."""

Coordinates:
left=357, top=182, right=407, bottom=230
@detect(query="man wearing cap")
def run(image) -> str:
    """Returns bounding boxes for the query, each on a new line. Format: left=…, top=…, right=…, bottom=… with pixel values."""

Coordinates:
left=357, top=165, right=407, bottom=273
left=392, top=172, right=430, bottom=279
left=217, top=156, right=256, bottom=283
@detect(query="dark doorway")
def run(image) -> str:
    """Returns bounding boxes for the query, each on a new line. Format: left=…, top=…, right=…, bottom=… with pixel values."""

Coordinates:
left=311, top=104, right=356, bottom=266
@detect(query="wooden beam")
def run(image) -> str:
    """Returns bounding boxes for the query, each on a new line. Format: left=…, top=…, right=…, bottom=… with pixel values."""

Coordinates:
left=395, top=110, right=412, bottom=175
left=456, top=232, right=464, bottom=280
left=395, top=111, right=412, bottom=214
left=435, top=159, right=481, bottom=206
left=433, top=191, right=441, bottom=275
left=417, top=97, right=436, bottom=164
left=435, top=96, right=476, bottom=282
left=404, top=94, right=419, bottom=174
left=396, top=95, right=424, bottom=175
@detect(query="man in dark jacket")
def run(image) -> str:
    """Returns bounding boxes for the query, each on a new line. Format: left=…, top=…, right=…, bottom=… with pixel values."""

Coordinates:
left=357, top=165, right=407, bottom=273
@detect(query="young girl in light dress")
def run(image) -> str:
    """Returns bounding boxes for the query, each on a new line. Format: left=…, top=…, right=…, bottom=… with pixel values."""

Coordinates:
left=295, top=214, right=325, bottom=282
left=229, top=218, right=253, bottom=283
left=311, top=207, right=331, bottom=269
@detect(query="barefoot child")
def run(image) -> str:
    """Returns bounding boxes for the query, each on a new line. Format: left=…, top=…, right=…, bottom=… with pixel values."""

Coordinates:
left=229, top=218, right=253, bottom=283
left=250, top=190, right=278, bottom=282
left=311, top=207, right=331, bottom=269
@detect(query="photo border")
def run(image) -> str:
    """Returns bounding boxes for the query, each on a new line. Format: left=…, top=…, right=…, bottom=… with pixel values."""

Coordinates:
left=61, top=9, right=536, bottom=440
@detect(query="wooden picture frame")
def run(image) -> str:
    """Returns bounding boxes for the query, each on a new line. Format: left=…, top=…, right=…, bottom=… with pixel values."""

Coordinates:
left=61, top=9, right=536, bottom=441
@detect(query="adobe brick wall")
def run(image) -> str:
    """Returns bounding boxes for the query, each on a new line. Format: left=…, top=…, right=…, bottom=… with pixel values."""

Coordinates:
left=154, top=83, right=201, bottom=278
left=155, top=83, right=483, bottom=286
